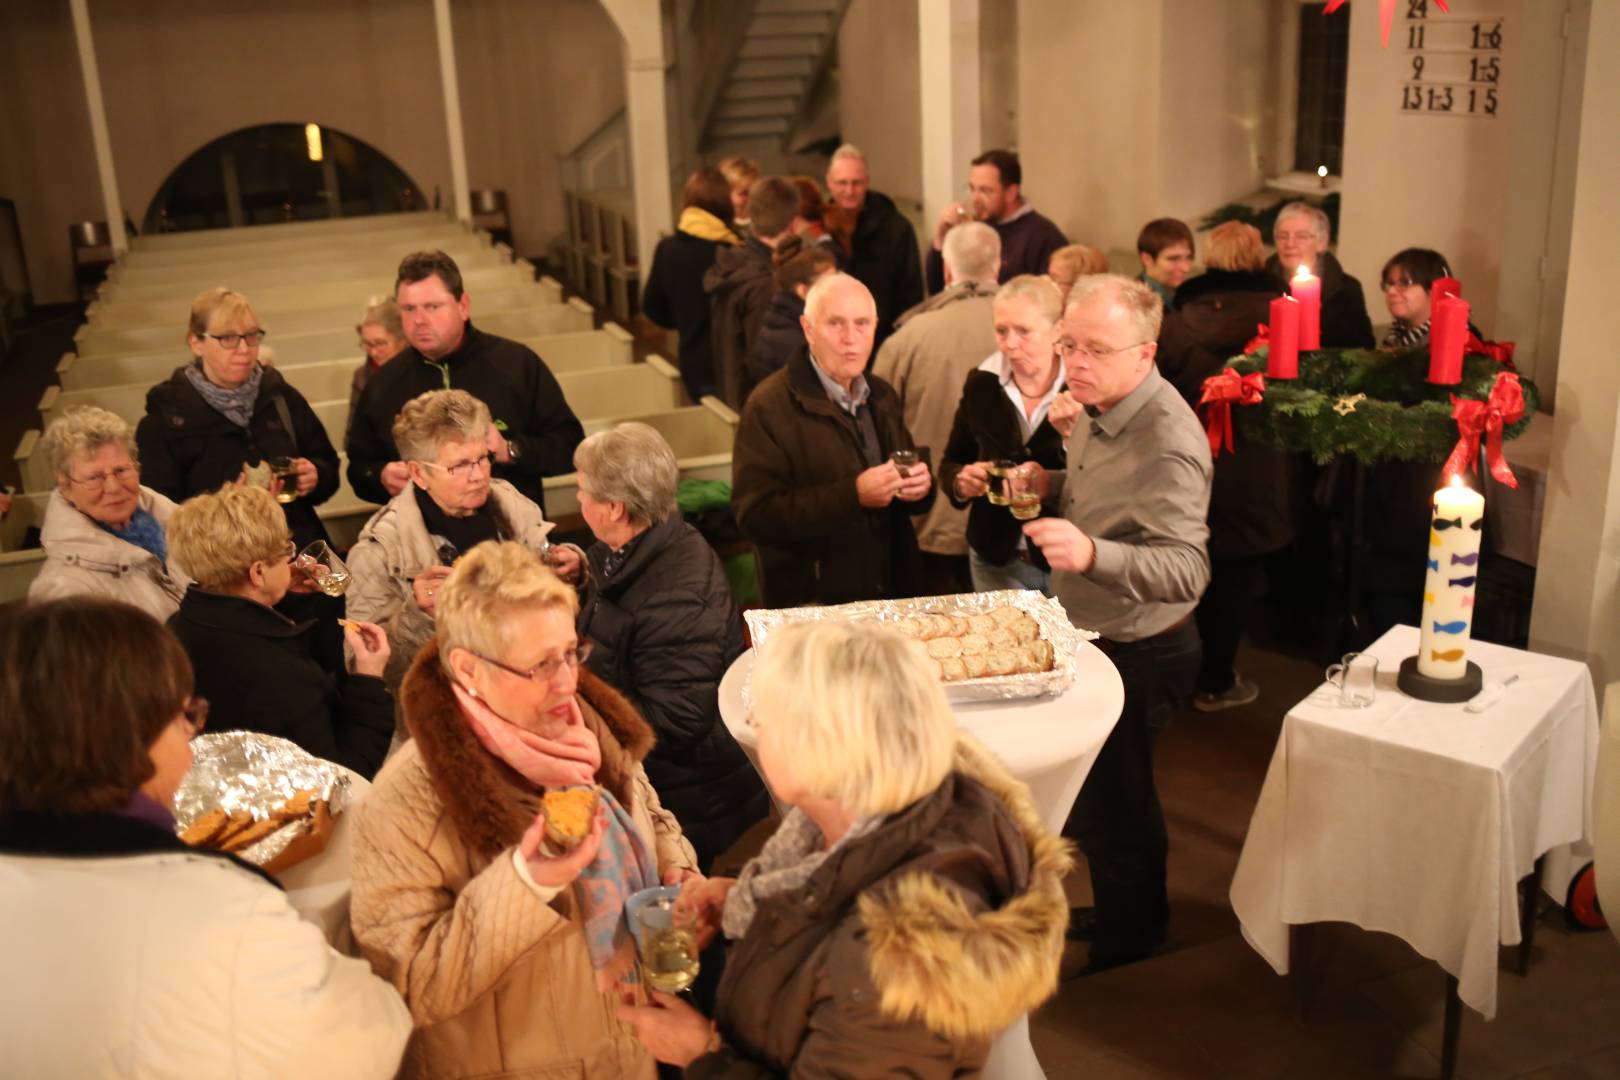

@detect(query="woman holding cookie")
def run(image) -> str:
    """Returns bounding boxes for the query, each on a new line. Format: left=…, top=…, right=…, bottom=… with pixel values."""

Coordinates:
left=351, top=540, right=699, bottom=1079
left=0, top=597, right=411, bottom=1077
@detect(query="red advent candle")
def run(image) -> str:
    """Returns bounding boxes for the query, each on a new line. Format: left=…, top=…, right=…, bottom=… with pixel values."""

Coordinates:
left=1267, top=295, right=1300, bottom=380
left=1428, top=294, right=1470, bottom=384
left=1431, top=276, right=1462, bottom=306
left=1290, top=265, right=1322, bottom=350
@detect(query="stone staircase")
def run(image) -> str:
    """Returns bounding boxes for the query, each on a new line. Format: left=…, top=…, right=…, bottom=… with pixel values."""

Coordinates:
left=703, top=0, right=847, bottom=151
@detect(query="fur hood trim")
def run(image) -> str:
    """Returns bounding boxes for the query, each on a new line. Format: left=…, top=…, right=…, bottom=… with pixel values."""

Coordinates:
left=398, top=640, right=655, bottom=860
left=858, top=734, right=1075, bottom=1041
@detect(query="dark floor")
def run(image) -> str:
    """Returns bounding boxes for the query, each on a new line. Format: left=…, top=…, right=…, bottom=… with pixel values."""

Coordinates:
left=1, top=302, right=86, bottom=492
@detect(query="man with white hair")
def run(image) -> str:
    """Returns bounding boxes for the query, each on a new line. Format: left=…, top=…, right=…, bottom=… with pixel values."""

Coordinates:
left=825, top=144, right=923, bottom=348
left=873, top=222, right=1002, bottom=593
left=1266, top=201, right=1375, bottom=348
left=1022, top=273, right=1212, bottom=975
left=732, top=272, right=935, bottom=607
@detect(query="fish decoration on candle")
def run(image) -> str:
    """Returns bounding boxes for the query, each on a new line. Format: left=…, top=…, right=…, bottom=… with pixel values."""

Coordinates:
left=1451, top=553, right=1479, bottom=566
left=1418, top=476, right=1485, bottom=681
left=1433, top=620, right=1469, bottom=634
left=1431, top=649, right=1466, bottom=662
left=1448, top=576, right=1477, bottom=588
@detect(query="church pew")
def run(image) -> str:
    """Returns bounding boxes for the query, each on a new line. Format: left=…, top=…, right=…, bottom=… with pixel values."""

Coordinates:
left=129, top=211, right=453, bottom=252
left=121, top=220, right=473, bottom=268
left=106, top=236, right=506, bottom=293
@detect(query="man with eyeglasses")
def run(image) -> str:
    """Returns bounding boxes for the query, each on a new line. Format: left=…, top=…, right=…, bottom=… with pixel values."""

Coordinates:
left=346, top=250, right=585, bottom=514
left=1266, top=201, right=1375, bottom=349
left=924, top=148, right=1068, bottom=295
left=1021, top=273, right=1212, bottom=976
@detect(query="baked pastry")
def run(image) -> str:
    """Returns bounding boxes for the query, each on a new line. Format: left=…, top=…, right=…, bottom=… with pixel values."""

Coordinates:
left=179, top=807, right=229, bottom=846
left=542, top=786, right=599, bottom=850
left=875, top=603, right=1056, bottom=682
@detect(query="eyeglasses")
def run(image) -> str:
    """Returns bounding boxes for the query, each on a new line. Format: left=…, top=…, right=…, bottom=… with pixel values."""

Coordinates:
left=68, top=464, right=139, bottom=489
left=202, top=330, right=267, bottom=349
left=1274, top=230, right=1319, bottom=244
left=417, top=453, right=492, bottom=479
left=474, top=641, right=595, bottom=684
left=180, top=697, right=209, bottom=739
left=1381, top=277, right=1419, bottom=291
left=1057, top=339, right=1150, bottom=363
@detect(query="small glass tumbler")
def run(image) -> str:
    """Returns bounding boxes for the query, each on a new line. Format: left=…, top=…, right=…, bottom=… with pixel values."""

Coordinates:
left=625, top=885, right=700, bottom=993
left=1324, top=652, right=1378, bottom=708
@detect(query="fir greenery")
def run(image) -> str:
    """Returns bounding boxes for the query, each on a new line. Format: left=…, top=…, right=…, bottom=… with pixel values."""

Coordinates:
left=1221, top=347, right=1538, bottom=465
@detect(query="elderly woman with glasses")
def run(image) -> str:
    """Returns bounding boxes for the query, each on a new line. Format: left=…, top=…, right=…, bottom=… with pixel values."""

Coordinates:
left=0, top=597, right=411, bottom=1077
left=135, top=286, right=341, bottom=551
left=351, top=540, right=698, bottom=1080
left=560, top=422, right=768, bottom=872
left=29, top=405, right=187, bottom=620
left=348, top=389, right=555, bottom=693
left=347, top=296, right=409, bottom=442
left=164, top=484, right=394, bottom=779
left=616, top=619, right=1071, bottom=1076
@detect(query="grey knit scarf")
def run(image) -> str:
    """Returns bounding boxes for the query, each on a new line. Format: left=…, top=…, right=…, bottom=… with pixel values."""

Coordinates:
left=184, top=361, right=263, bottom=428
left=721, top=808, right=879, bottom=940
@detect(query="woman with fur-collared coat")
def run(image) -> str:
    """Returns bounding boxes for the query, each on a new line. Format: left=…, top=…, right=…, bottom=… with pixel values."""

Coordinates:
left=351, top=541, right=698, bottom=1080
left=617, top=620, right=1071, bottom=1077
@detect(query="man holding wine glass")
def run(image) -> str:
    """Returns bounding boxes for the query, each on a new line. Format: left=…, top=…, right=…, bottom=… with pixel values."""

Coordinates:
left=165, top=484, right=395, bottom=779
left=1021, top=274, right=1212, bottom=975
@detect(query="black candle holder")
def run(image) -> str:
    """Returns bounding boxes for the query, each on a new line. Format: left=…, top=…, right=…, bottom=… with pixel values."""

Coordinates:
left=1397, top=656, right=1483, bottom=703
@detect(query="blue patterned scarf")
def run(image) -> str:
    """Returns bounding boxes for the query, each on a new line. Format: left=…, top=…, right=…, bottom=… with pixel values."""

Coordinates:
left=183, top=361, right=262, bottom=428
left=101, top=506, right=167, bottom=562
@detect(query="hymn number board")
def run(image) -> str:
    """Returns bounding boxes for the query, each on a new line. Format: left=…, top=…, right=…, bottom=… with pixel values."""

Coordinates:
left=1399, top=0, right=1504, bottom=119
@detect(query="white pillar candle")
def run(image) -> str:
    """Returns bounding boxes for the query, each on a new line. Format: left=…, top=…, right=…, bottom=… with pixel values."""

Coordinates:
left=1418, top=477, right=1485, bottom=679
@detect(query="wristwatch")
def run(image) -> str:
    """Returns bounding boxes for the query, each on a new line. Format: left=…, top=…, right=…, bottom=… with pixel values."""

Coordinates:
left=506, top=436, right=522, bottom=463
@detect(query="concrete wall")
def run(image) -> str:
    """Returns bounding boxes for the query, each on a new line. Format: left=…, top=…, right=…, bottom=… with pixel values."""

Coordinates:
left=1337, top=0, right=1580, bottom=394
left=837, top=0, right=922, bottom=205
left=0, top=0, right=623, bottom=304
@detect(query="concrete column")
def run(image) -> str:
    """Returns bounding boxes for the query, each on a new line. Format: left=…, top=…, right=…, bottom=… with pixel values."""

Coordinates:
left=67, top=0, right=127, bottom=253
left=1527, top=1, right=1620, bottom=688
left=600, top=0, right=674, bottom=277
left=918, top=0, right=982, bottom=237
left=432, top=0, right=473, bottom=224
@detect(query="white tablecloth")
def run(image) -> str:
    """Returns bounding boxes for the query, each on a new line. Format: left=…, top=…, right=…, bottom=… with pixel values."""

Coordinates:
left=719, top=641, right=1124, bottom=1079
left=277, top=772, right=370, bottom=954
left=1229, top=625, right=1598, bottom=1018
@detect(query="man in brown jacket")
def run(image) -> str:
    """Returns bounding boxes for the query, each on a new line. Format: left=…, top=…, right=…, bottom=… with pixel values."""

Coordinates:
left=732, top=273, right=934, bottom=608
left=873, top=221, right=1001, bottom=594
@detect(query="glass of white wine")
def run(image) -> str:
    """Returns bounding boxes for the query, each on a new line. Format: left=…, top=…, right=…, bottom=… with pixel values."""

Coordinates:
left=1006, top=464, right=1041, bottom=521
left=268, top=456, right=299, bottom=505
left=295, top=540, right=352, bottom=597
left=626, top=885, right=700, bottom=993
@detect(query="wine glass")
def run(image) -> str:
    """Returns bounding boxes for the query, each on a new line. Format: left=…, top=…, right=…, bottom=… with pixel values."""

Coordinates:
left=1006, top=464, right=1041, bottom=520
left=268, top=457, right=299, bottom=505
left=626, top=885, right=700, bottom=993
left=987, top=459, right=1016, bottom=506
left=295, top=540, right=352, bottom=597
left=890, top=449, right=919, bottom=477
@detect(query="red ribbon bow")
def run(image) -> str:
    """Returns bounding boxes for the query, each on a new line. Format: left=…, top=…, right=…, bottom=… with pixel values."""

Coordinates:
left=1443, top=371, right=1525, bottom=489
left=1325, top=0, right=1447, bottom=48
left=1198, top=369, right=1266, bottom=457
left=1464, top=331, right=1517, bottom=370
left=1242, top=323, right=1269, bottom=356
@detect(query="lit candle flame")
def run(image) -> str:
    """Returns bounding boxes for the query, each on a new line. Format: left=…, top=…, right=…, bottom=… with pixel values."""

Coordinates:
left=1317, top=165, right=1329, bottom=178
left=1294, top=264, right=1312, bottom=282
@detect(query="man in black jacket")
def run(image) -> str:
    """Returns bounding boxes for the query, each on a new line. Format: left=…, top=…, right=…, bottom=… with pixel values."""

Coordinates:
left=703, top=176, right=805, bottom=409
left=1266, top=201, right=1376, bottom=349
left=346, top=250, right=584, bottom=513
left=826, top=144, right=923, bottom=349
left=924, top=148, right=1067, bottom=295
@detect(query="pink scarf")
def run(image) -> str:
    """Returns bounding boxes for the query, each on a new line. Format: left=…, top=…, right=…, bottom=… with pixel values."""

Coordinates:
left=451, top=683, right=601, bottom=787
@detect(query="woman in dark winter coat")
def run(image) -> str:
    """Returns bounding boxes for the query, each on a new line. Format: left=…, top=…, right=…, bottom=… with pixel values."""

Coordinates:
left=165, top=485, right=394, bottom=779
left=564, top=422, right=768, bottom=870
left=644, top=168, right=742, bottom=400
left=939, top=275, right=1071, bottom=595
left=740, top=243, right=836, bottom=405
left=616, top=620, right=1071, bottom=1077
left=1156, top=222, right=1292, bottom=712
left=135, top=287, right=340, bottom=552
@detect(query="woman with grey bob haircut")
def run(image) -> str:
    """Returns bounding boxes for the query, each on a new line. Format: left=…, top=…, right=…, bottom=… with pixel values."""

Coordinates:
left=29, top=405, right=188, bottom=620
left=564, top=422, right=769, bottom=871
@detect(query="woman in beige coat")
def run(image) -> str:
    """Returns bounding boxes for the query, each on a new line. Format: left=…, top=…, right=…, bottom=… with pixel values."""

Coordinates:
left=351, top=540, right=699, bottom=1079
left=346, top=389, right=555, bottom=691
left=29, top=406, right=187, bottom=620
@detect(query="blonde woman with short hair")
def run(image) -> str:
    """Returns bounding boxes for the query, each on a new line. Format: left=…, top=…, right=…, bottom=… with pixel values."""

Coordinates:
left=165, top=485, right=394, bottom=777
left=351, top=540, right=698, bottom=1080
left=30, top=405, right=188, bottom=620
left=346, top=389, right=555, bottom=695
left=136, top=286, right=341, bottom=552
left=617, top=619, right=1072, bottom=1075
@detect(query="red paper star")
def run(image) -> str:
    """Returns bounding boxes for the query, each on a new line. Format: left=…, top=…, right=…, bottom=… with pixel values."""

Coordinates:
left=1325, top=0, right=1449, bottom=48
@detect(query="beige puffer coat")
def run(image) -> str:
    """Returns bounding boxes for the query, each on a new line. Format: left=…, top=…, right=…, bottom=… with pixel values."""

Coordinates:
left=351, top=644, right=699, bottom=1080
left=345, top=479, right=553, bottom=690
left=28, top=487, right=187, bottom=620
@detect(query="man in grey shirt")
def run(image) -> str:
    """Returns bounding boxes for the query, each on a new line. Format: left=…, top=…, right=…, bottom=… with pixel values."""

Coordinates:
left=1025, top=273, right=1213, bottom=974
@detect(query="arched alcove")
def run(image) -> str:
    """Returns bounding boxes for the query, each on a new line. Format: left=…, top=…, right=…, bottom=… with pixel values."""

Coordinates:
left=142, top=124, right=425, bottom=234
